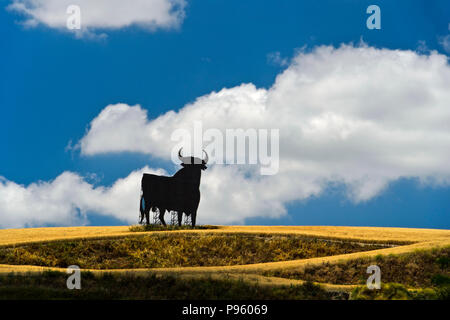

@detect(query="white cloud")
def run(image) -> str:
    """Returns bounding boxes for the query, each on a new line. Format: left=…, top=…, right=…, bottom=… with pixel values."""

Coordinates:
left=2, top=44, right=450, bottom=227
left=0, top=164, right=320, bottom=228
left=0, top=167, right=166, bottom=228
left=7, top=0, right=186, bottom=37
left=439, top=35, right=450, bottom=53
left=438, top=23, right=450, bottom=53
left=80, top=45, right=450, bottom=204
left=267, top=51, right=289, bottom=67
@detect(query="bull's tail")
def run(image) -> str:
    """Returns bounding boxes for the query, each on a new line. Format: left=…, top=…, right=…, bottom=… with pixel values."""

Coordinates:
left=139, top=193, right=144, bottom=224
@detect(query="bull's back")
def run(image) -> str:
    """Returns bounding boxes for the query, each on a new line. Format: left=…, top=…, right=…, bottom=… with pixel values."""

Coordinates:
left=142, top=174, right=172, bottom=194
left=141, top=173, right=200, bottom=210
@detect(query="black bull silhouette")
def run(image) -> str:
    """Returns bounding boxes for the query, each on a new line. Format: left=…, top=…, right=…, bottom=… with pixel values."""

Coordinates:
left=139, top=148, right=208, bottom=227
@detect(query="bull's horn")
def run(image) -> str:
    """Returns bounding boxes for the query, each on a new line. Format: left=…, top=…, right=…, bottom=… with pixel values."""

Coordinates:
left=203, top=150, right=209, bottom=164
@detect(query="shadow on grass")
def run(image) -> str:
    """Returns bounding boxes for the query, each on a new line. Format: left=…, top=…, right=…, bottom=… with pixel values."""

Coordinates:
left=0, top=271, right=340, bottom=300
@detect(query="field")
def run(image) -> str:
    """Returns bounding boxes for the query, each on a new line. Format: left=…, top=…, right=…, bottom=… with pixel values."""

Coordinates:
left=0, top=225, right=448, bottom=300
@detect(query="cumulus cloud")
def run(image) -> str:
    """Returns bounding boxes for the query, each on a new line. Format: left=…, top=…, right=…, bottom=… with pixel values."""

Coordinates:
left=267, top=51, right=289, bottom=67
left=0, top=164, right=320, bottom=228
left=80, top=45, right=450, bottom=204
left=438, top=23, right=450, bottom=53
left=7, top=0, right=186, bottom=37
left=440, top=35, right=450, bottom=53
left=0, top=167, right=166, bottom=228
left=2, top=44, right=450, bottom=227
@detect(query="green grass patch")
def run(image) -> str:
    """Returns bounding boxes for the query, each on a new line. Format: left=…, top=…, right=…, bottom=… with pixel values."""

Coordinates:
left=0, top=233, right=388, bottom=269
left=350, top=282, right=449, bottom=300
left=266, top=246, right=450, bottom=289
left=0, top=271, right=340, bottom=300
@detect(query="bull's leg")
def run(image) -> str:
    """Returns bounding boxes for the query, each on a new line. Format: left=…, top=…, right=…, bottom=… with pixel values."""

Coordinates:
left=144, top=201, right=151, bottom=225
left=177, top=212, right=183, bottom=226
left=159, top=208, right=167, bottom=226
left=139, top=195, right=145, bottom=224
left=139, top=209, right=144, bottom=224
left=191, top=210, right=197, bottom=227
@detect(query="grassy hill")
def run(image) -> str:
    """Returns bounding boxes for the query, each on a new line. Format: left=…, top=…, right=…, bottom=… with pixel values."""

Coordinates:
left=0, top=225, right=448, bottom=299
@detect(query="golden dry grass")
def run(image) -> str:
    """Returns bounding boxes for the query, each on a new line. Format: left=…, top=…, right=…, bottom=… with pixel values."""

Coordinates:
left=0, top=225, right=448, bottom=290
left=1, top=225, right=448, bottom=246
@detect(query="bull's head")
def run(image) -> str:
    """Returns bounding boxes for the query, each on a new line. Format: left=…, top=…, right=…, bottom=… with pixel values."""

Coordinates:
left=178, top=148, right=208, bottom=170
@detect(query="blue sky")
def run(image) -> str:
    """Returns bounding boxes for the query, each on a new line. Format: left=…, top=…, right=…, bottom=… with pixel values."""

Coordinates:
left=1, top=0, right=449, bottom=228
